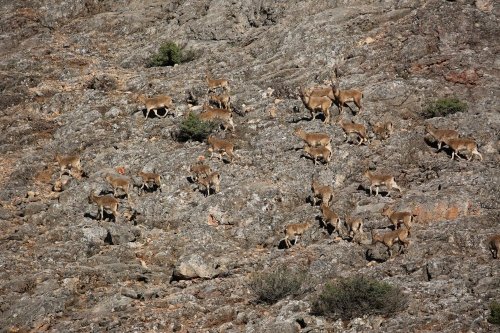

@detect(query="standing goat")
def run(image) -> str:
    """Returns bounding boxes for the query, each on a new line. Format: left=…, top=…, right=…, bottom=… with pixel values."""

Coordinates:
left=88, top=190, right=119, bottom=222
left=283, top=221, right=314, bottom=248
left=138, top=171, right=162, bottom=195
left=372, top=121, right=394, bottom=140
left=489, top=235, right=500, bottom=259
left=305, top=85, right=335, bottom=100
left=207, top=136, right=237, bottom=162
left=136, top=94, right=174, bottom=119
left=197, top=171, right=221, bottom=196
left=381, top=205, right=415, bottom=234
left=189, top=161, right=212, bottom=182
left=344, top=214, right=364, bottom=238
left=442, top=137, right=483, bottom=161
left=105, top=173, right=132, bottom=199
left=364, top=170, right=402, bottom=196
left=209, top=93, right=231, bottom=110
left=331, top=82, right=363, bottom=114
left=320, top=203, right=341, bottom=233
left=303, top=145, right=331, bottom=165
left=293, top=127, right=332, bottom=150
left=371, top=226, right=410, bottom=258
left=425, top=124, right=459, bottom=151
left=55, top=154, right=82, bottom=177
left=311, top=178, right=334, bottom=206
left=206, top=71, right=229, bottom=92
left=337, top=117, right=368, bottom=145
left=200, top=103, right=235, bottom=131
left=298, top=87, right=332, bottom=124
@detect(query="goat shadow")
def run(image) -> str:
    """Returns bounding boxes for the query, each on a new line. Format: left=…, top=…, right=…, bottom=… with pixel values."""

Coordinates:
left=278, top=239, right=294, bottom=249
left=138, top=184, right=161, bottom=195
left=315, top=215, right=337, bottom=235
left=102, top=189, right=128, bottom=199
left=424, top=137, right=458, bottom=157
left=357, top=184, right=394, bottom=198
left=288, top=113, right=327, bottom=124
left=140, top=107, right=174, bottom=119
left=84, top=211, right=117, bottom=223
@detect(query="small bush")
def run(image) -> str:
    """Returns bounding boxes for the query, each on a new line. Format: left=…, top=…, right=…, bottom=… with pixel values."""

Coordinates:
left=489, top=301, right=500, bottom=325
left=423, top=97, right=467, bottom=118
left=312, top=276, right=407, bottom=320
left=248, top=265, right=306, bottom=304
left=148, top=41, right=197, bottom=67
left=176, top=112, right=216, bottom=142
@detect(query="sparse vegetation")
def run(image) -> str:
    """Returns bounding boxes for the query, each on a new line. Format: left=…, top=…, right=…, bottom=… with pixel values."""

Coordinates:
left=176, top=112, right=217, bottom=142
left=148, top=41, right=196, bottom=67
left=489, top=301, right=500, bottom=325
left=248, top=265, right=306, bottom=304
left=312, top=276, right=407, bottom=320
left=423, top=97, right=467, bottom=118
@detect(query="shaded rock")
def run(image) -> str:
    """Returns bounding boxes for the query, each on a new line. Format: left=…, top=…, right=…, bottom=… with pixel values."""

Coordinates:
left=172, top=253, right=220, bottom=281
left=104, top=224, right=140, bottom=245
left=81, top=225, right=108, bottom=244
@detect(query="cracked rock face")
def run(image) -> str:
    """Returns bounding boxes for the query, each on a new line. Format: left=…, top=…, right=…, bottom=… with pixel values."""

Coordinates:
left=1, top=0, right=499, bottom=332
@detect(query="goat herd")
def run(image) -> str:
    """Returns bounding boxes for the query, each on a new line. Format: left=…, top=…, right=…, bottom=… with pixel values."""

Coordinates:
left=52, top=70, right=498, bottom=261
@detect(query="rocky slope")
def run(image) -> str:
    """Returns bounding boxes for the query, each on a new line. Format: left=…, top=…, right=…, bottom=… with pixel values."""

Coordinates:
left=0, top=0, right=499, bottom=332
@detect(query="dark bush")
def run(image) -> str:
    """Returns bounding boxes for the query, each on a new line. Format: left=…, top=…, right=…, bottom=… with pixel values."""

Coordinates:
left=423, top=97, right=467, bottom=118
left=248, top=265, right=306, bottom=304
left=176, top=112, right=217, bottom=142
left=489, top=301, right=500, bottom=325
left=312, top=276, right=407, bottom=320
left=148, top=41, right=197, bottom=67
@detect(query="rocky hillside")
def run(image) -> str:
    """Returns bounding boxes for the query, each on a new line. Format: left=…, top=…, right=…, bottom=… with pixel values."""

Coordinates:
left=1, top=0, right=499, bottom=332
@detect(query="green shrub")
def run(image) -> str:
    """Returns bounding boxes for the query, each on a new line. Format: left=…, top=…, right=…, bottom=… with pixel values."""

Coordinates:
left=248, top=265, right=306, bottom=304
left=489, top=301, right=500, bottom=325
left=148, top=41, right=197, bottom=67
left=423, top=97, right=467, bottom=118
left=176, top=112, right=217, bottom=142
left=312, top=276, right=407, bottom=320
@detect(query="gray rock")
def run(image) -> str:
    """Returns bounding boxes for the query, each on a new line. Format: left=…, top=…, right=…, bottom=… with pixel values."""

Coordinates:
left=172, top=253, right=220, bottom=281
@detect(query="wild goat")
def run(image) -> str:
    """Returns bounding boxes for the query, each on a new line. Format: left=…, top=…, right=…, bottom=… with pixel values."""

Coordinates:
left=209, top=93, right=231, bottom=110
left=320, top=203, right=341, bottom=232
left=206, top=71, right=229, bottom=92
left=88, top=190, right=119, bottom=221
left=293, top=127, right=332, bottom=150
left=138, top=171, right=162, bottom=195
left=105, top=173, right=132, bottom=199
left=488, top=234, right=500, bottom=259
left=136, top=94, right=174, bottom=119
left=197, top=171, right=221, bottom=196
left=305, top=85, right=335, bottom=100
left=381, top=205, right=415, bottom=233
left=207, top=136, right=237, bottom=162
left=189, top=161, right=212, bottom=182
left=200, top=103, right=235, bottom=131
left=331, top=82, right=363, bottom=114
left=311, top=178, right=334, bottom=206
left=364, top=170, right=402, bottom=196
left=372, top=121, right=394, bottom=140
left=298, top=87, right=332, bottom=124
left=283, top=221, right=313, bottom=248
left=425, top=124, right=459, bottom=151
left=337, top=118, right=368, bottom=145
left=55, top=154, right=82, bottom=177
left=371, top=226, right=410, bottom=258
left=303, top=145, right=331, bottom=165
left=344, top=214, right=364, bottom=238
left=442, top=137, right=483, bottom=161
